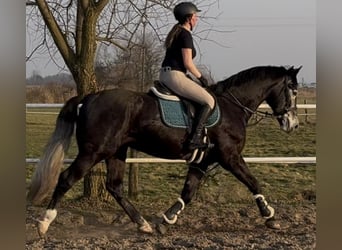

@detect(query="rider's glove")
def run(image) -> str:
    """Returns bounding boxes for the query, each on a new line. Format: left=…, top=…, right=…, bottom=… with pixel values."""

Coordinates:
left=198, top=75, right=209, bottom=88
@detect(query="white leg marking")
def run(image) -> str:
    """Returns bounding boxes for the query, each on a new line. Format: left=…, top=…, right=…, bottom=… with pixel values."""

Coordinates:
left=37, top=209, right=57, bottom=236
left=138, top=218, right=153, bottom=233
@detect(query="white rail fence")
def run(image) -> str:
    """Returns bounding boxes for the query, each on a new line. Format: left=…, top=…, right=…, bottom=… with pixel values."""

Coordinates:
left=26, top=103, right=316, bottom=165
left=26, top=103, right=317, bottom=109
left=26, top=157, right=316, bottom=165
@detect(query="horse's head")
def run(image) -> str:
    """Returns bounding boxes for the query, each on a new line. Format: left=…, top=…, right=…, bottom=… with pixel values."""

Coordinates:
left=266, top=66, right=302, bottom=133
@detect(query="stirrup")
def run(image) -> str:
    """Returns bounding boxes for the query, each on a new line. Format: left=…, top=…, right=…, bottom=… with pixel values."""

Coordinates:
left=187, top=128, right=213, bottom=150
left=186, top=132, right=214, bottom=164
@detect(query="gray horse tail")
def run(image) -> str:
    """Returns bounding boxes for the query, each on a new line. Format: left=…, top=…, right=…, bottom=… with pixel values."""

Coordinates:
left=27, top=95, right=83, bottom=205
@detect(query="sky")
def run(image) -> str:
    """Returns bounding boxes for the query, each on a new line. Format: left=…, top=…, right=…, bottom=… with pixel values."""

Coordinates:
left=26, top=0, right=316, bottom=83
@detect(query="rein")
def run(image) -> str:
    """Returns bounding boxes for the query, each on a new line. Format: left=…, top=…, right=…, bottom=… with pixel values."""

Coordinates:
left=226, top=90, right=276, bottom=126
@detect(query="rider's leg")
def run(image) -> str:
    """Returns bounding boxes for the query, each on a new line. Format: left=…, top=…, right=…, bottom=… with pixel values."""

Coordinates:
left=187, top=104, right=212, bottom=150
left=159, top=70, right=215, bottom=150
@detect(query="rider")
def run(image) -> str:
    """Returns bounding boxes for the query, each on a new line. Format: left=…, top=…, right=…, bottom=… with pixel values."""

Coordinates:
left=159, top=2, right=215, bottom=151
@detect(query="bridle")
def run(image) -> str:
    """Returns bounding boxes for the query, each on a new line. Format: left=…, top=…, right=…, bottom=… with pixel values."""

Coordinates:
left=226, top=76, right=298, bottom=126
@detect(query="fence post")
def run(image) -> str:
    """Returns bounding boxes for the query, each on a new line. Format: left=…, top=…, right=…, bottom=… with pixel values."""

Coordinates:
left=304, top=99, right=308, bottom=123
left=128, top=149, right=139, bottom=199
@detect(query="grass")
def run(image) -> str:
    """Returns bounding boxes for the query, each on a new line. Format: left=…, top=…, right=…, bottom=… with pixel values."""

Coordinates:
left=26, top=93, right=316, bottom=209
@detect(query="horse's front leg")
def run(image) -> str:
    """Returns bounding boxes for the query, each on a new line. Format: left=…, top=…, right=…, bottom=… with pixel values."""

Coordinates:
left=157, top=165, right=205, bottom=233
left=221, top=154, right=280, bottom=229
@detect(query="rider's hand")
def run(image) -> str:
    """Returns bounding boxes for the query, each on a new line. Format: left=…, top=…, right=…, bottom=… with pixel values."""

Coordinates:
left=198, top=75, right=209, bottom=88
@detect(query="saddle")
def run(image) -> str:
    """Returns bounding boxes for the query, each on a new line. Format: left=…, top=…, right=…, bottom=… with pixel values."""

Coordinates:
left=150, top=81, right=220, bottom=128
left=150, top=81, right=220, bottom=163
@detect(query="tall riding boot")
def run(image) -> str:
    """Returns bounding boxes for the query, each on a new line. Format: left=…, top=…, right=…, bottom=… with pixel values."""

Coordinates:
left=188, top=104, right=213, bottom=151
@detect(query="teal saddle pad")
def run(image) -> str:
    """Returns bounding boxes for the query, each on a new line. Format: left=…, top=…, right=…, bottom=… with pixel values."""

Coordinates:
left=157, top=98, right=220, bottom=128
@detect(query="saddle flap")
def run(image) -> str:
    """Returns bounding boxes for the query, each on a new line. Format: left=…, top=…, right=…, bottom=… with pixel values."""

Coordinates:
left=156, top=98, right=220, bottom=129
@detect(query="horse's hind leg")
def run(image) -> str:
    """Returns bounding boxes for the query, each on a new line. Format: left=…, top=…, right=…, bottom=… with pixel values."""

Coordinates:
left=105, top=156, right=153, bottom=233
left=37, top=153, right=97, bottom=236
left=157, top=165, right=205, bottom=232
left=221, top=154, right=280, bottom=229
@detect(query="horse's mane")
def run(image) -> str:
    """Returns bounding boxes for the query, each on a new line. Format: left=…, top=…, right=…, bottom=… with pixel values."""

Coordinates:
left=211, top=66, right=287, bottom=95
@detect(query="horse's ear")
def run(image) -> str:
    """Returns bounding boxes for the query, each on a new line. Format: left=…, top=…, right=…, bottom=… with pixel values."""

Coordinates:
left=288, top=65, right=302, bottom=76
left=294, top=65, right=303, bottom=75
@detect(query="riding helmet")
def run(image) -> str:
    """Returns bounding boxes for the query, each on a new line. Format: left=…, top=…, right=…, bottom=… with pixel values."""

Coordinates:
left=173, top=2, right=201, bottom=22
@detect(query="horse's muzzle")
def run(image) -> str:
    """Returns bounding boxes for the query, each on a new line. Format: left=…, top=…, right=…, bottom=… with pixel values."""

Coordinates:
left=278, top=111, right=299, bottom=132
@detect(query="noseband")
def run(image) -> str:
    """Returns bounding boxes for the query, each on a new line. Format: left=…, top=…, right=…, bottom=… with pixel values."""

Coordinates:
left=279, top=76, right=298, bottom=115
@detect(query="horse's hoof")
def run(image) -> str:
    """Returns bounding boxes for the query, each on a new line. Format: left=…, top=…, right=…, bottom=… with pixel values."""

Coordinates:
left=138, top=221, right=153, bottom=234
left=156, top=223, right=167, bottom=235
left=37, top=220, right=49, bottom=238
left=265, top=218, right=281, bottom=230
left=36, top=209, right=57, bottom=238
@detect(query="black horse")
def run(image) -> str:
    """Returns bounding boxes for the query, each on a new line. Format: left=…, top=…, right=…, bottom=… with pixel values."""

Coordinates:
left=27, top=65, right=301, bottom=236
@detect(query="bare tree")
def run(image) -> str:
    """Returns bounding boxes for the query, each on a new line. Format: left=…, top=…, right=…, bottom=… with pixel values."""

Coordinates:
left=95, top=31, right=163, bottom=91
left=26, top=0, right=179, bottom=96
left=26, top=1, right=223, bottom=92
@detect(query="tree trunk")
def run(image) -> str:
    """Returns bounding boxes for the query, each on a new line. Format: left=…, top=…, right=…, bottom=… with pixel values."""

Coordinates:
left=83, top=163, right=113, bottom=202
left=75, top=65, right=105, bottom=201
left=71, top=6, right=103, bottom=200
left=72, top=68, right=98, bottom=97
